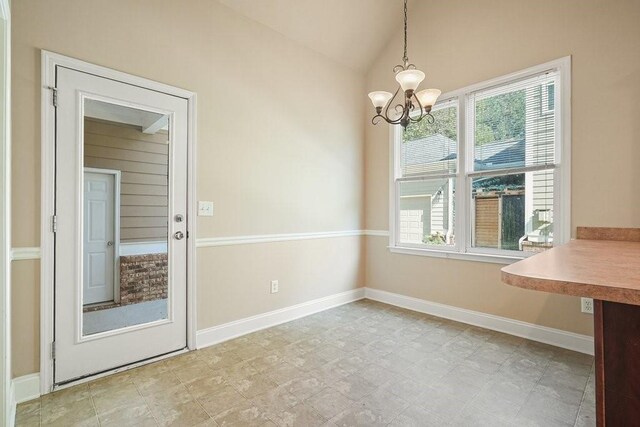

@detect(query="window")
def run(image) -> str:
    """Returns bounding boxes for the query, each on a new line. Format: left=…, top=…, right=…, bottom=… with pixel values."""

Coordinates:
left=541, top=82, right=555, bottom=114
left=390, top=58, right=570, bottom=262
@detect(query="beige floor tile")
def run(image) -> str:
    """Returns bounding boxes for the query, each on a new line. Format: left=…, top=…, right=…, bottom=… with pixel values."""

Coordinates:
left=356, top=388, right=409, bottom=423
left=172, top=359, right=214, bottom=384
left=40, top=397, right=98, bottom=427
left=271, top=403, right=327, bottom=427
left=197, top=384, right=247, bottom=417
left=184, top=369, right=228, bottom=399
left=229, top=372, right=278, bottom=399
left=144, top=383, right=193, bottom=409
left=330, top=374, right=377, bottom=401
left=16, top=399, right=41, bottom=417
left=264, top=362, right=304, bottom=385
left=163, top=351, right=201, bottom=370
left=388, top=405, right=449, bottom=427
left=282, top=375, right=325, bottom=400
left=88, top=371, right=134, bottom=396
left=250, top=384, right=299, bottom=419
left=224, top=360, right=259, bottom=381
left=92, top=382, right=144, bottom=415
left=213, top=399, right=270, bottom=426
left=97, top=399, right=156, bottom=427
left=150, top=400, right=211, bottom=427
left=15, top=401, right=41, bottom=427
left=304, top=386, right=355, bottom=420
left=134, top=371, right=183, bottom=397
left=202, top=351, right=243, bottom=370
left=249, top=351, right=284, bottom=373
left=18, top=301, right=595, bottom=427
left=329, top=402, right=386, bottom=427
left=41, top=384, right=91, bottom=409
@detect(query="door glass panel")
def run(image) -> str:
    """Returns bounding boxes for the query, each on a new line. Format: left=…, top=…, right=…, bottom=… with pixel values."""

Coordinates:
left=82, top=98, right=170, bottom=336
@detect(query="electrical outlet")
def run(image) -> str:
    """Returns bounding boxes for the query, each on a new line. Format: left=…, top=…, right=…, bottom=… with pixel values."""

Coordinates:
left=270, top=280, right=279, bottom=294
left=581, top=297, right=594, bottom=314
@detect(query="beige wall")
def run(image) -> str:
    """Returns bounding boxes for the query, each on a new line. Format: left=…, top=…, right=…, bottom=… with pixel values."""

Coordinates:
left=365, top=0, right=640, bottom=336
left=11, top=0, right=365, bottom=377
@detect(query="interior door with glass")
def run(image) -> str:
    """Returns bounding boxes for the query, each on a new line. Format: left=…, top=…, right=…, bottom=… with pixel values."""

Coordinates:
left=54, top=66, right=188, bottom=384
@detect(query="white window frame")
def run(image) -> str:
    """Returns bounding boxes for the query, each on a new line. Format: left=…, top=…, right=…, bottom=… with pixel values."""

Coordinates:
left=389, top=57, right=571, bottom=264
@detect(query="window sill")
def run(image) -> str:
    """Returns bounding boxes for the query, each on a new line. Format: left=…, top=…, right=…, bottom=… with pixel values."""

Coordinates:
left=388, top=245, right=526, bottom=265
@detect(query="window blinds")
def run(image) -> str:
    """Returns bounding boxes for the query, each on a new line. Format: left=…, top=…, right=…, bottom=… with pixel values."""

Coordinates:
left=469, top=71, right=558, bottom=172
left=401, top=100, right=458, bottom=177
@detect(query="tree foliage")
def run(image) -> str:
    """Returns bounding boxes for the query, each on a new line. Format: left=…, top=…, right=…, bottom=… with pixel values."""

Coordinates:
left=403, top=105, right=457, bottom=142
left=403, top=89, right=526, bottom=145
left=474, top=90, right=525, bottom=145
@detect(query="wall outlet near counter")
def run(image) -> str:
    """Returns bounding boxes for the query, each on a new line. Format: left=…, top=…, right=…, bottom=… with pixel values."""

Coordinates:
left=581, top=297, right=594, bottom=314
left=270, top=280, right=279, bottom=294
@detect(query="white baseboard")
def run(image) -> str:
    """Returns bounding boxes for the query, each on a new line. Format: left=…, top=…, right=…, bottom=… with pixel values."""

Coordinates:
left=196, top=288, right=365, bottom=349
left=364, top=288, right=594, bottom=355
left=12, top=373, right=40, bottom=405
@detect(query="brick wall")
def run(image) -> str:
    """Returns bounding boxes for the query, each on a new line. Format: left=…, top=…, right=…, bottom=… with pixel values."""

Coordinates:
left=119, top=253, right=168, bottom=305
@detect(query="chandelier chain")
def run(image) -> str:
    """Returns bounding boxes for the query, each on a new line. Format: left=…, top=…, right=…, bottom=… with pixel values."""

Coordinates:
left=403, top=0, right=408, bottom=63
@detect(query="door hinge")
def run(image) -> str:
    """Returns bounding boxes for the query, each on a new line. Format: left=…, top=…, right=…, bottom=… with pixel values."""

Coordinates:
left=47, top=86, right=58, bottom=107
left=51, top=341, right=56, bottom=360
left=51, top=215, right=57, bottom=233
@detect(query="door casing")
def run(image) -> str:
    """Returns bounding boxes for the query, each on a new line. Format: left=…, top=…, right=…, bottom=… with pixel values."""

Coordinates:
left=40, top=50, right=198, bottom=393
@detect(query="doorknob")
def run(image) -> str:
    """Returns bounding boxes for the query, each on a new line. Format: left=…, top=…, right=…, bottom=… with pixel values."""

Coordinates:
left=107, top=241, right=114, bottom=246
left=174, top=231, right=184, bottom=240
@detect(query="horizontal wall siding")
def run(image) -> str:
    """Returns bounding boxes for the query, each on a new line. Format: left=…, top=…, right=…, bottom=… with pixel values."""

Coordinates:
left=84, top=119, right=168, bottom=243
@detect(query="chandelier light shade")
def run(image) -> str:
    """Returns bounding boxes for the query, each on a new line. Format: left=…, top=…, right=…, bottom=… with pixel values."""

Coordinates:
left=368, top=91, right=394, bottom=111
left=368, top=0, right=441, bottom=128
left=395, top=69, right=425, bottom=93
left=415, top=88, right=442, bottom=112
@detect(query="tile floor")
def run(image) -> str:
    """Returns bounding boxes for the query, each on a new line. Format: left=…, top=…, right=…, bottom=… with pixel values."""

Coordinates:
left=15, top=299, right=596, bottom=426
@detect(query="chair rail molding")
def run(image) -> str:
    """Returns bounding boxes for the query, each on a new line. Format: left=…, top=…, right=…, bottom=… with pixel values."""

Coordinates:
left=10, top=247, right=41, bottom=261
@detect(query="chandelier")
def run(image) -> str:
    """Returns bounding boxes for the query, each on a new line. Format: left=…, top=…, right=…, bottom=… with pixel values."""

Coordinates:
left=368, top=0, right=441, bottom=129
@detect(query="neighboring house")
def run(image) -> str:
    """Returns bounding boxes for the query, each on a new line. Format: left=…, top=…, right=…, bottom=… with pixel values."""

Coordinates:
left=399, top=134, right=456, bottom=245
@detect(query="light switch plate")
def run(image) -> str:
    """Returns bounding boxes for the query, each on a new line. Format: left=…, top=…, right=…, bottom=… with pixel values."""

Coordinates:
left=198, top=201, right=214, bottom=216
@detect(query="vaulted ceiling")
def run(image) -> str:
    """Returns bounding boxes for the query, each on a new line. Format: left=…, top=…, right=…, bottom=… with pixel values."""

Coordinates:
left=217, top=0, right=413, bottom=72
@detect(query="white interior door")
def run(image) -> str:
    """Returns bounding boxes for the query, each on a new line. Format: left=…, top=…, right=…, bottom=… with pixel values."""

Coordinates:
left=83, top=171, right=116, bottom=305
left=55, top=66, right=188, bottom=384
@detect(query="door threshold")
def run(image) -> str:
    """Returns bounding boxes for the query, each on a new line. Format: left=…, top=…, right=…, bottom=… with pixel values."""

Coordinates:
left=51, top=347, right=189, bottom=393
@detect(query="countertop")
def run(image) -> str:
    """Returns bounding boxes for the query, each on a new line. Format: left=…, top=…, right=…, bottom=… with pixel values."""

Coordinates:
left=501, top=238, right=640, bottom=305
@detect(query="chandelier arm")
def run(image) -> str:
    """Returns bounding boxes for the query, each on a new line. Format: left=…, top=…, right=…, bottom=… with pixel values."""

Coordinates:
left=412, top=91, right=425, bottom=117
left=372, top=112, right=404, bottom=126
left=382, top=85, right=402, bottom=121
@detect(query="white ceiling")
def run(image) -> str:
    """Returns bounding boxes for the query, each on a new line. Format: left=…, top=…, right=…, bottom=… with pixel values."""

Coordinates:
left=217, top=0, right=410, bottom=72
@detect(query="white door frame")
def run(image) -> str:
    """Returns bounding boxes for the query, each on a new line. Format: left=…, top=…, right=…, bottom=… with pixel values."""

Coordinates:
left=41, top=51, right=198, bottom=394
left=84, top=167, right=121, bottom=305
left=0, top=0, right=11, bottom=423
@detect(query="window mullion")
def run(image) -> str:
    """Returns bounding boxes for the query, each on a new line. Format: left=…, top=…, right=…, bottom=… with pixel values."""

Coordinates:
left=456, top=93, right=467, bottom=254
